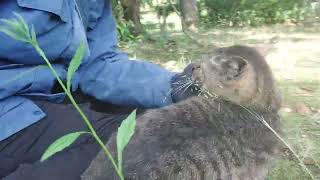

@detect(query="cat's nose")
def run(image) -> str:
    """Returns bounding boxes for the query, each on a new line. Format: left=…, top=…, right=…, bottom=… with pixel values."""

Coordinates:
left=182, top=63, right=200, bottom=76
left=187, top=63, right=200, bottom=72
left=191, top=64, right=201, bottom=72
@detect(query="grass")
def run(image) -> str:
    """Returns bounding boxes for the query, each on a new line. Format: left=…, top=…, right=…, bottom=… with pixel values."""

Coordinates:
left=278, top=80, right=320, bottom=179
left=120, top=11, right=320, bottom=179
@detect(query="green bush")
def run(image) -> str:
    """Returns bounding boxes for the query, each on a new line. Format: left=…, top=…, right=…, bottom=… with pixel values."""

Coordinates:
left=200, top=0, right=309, bottom=27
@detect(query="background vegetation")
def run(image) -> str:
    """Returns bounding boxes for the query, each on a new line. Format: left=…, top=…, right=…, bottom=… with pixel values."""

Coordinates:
left=200, top=0, right=308, bottom=26
left=112, top=0, right=319, bottom=40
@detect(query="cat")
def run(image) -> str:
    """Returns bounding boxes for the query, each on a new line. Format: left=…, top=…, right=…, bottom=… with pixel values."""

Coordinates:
left=82, top=45, right=282, bottom=180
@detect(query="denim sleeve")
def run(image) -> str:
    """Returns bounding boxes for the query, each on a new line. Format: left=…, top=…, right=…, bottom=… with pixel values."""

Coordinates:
left=0, top=65, right=66, bottom=101
left=79, top=1, right=175, bottom=108
left=80, top=57, right=175, bottom=108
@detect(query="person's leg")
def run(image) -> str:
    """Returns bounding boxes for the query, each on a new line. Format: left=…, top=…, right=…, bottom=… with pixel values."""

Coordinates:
left=0, top=99, right=128, bottom=180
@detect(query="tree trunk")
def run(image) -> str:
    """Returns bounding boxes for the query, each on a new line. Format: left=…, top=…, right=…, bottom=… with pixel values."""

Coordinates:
left=179, top=0, right=198, bottom=31
left=119, top=0, right=143, bottom=34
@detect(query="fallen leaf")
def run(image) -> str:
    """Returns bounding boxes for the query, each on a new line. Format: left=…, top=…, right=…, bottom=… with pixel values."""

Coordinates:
left=299, top=86, right=315, bottom=92
left=303, top=157, right=316, bottom=165
left=281, top=107, right=293, bottom=113
left=292, top=93, right=314, bottom=97
left=295, top=102, right=312, bottom=115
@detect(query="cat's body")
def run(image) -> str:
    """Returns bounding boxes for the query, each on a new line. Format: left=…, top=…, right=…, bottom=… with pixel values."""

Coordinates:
left=82, top=46, right=282, bottom=180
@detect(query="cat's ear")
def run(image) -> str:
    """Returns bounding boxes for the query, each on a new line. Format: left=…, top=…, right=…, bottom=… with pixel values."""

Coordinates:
left=224, top=56, right=248, bottom=80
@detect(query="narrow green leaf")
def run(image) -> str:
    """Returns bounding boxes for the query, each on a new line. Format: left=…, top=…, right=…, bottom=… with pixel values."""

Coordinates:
left=31, top=25, right=37, bottom=44
left=116, top=110, right=137, bottom=172
left=40, top=131, right=88, bottom=162
left=1, top=19, right=21, bottom=31
left=0, top=27, right=28, bottom=42
left=13, top=12, right=30, bottom=35
left=67, top=41, right=85, bottom=92
left=0, top=19, right=28, bottom=39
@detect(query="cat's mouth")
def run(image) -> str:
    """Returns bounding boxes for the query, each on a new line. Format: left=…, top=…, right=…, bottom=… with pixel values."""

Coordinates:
left=180, top=62, right=214, bottom=97
left=189, top=63, right=220, bottom=99
left=189, top=64, right=204, bottom=88
left=190, top=69, right=206, bottom=96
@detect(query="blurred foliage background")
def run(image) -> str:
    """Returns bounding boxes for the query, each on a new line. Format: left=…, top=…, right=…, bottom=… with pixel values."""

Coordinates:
left=111, top=0, right=320, bottom=41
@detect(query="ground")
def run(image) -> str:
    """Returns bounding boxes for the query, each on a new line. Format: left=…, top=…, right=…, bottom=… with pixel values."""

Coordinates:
left=119, top=13, right=320, bottom=179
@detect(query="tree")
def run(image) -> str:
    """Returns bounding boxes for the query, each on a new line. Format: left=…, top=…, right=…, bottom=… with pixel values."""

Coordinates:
left=119, top=0, right=144, bottom=34
left=179, top=0, right=198, bottom=31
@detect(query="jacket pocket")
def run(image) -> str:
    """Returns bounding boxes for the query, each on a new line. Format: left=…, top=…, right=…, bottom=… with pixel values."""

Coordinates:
left=0, top=96, right=46, bottom=141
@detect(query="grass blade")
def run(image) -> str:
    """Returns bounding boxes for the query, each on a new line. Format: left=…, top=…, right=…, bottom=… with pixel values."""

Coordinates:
left=67, top=42, right=85, bottom=92
left=13, top=12, right=30, bottom=35
left=0, top=19, right=28, bottom=41
left=31, top=25, right=37, bottom=44
left=0, top=27, right=28, bottom=43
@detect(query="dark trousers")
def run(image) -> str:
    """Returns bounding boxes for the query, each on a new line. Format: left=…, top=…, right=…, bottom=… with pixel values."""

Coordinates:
left=0, top=93, right=134, bottom=180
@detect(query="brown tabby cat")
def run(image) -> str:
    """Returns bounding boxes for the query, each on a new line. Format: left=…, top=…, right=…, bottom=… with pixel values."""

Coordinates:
left=82, top=45, right=282, bottom=180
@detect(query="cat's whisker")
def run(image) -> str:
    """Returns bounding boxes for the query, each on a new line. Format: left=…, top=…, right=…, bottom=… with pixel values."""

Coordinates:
left=197, top=86, right=219, bottom=99
left=171, top=77, right=192, bottom=85
left=172, top=82, right=193, bottom=95
left=162, top=89, right=173, bottom=102
left=163, top=82, right=191, bottom=101
left=163, top=82, right=191, bottom=102
left=173, top=80, right=192, bottom=91
left=181, top=82, right=194, bottom=94
left=162, top=80, right=194, bottom=103
left=198, top=88, right=205, bottom=97
left=172, top=79, right=188, bottom=85
left=171, top=84, right=188, bottom=95
left=194, top=86, right=201, bottom=91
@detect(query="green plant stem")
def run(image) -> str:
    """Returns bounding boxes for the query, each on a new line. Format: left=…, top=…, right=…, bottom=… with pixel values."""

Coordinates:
left=34, top=44, right=124, bottom=180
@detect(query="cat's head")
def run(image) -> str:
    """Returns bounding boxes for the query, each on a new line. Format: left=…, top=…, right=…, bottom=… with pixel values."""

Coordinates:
left=186, top=45, right=281, bottom=111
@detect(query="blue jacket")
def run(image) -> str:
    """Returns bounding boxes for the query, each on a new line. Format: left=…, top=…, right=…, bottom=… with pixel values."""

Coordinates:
left=0, top=0, right=174, bottom=141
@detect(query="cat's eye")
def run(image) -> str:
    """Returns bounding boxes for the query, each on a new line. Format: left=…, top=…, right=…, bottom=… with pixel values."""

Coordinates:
left=209, top=56, right=223, bottom=65
left=214, top=56, right=224, bottom=63
left=227, top=61, right=239, bottom=70
left=215, top=56, right=222, bottom=62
